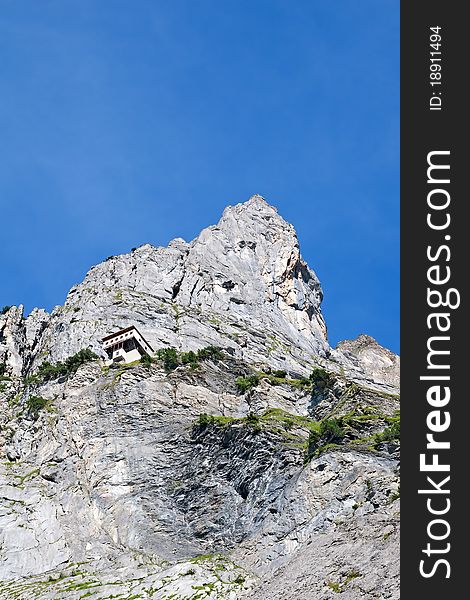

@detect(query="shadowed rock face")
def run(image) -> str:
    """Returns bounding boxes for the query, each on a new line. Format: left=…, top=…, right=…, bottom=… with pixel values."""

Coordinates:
left=0, top=197, right=399, bottom=599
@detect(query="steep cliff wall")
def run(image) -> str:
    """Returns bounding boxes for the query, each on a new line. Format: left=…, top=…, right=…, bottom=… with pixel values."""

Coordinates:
left=0, top=197, right=399, bottom=599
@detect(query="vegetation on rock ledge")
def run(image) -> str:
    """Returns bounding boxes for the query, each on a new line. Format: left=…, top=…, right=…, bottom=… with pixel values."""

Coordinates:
left=154, top=345, right=224, bottom=372
left=26, top=348, right=99, bottom=385
left=25, top=395, right=52, bottom=419
left=195, top=401, right=400, bottom=463
left=235, top=367, right=335, bottom=395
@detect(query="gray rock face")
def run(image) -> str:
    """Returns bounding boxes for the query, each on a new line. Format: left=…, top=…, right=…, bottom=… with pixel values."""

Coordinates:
left=0, top=307, right=49, bottom=377
left=0, top=197, right=399, bottom=599
left=333, top=334, right=400, bottom=389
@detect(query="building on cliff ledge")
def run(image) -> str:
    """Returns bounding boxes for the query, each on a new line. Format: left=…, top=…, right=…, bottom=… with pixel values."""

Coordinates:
left=101, top=326, right=154, bottom=366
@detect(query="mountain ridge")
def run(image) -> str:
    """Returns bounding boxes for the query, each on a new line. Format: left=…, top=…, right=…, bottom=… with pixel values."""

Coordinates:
left=1, top=196, right=397, bottom=389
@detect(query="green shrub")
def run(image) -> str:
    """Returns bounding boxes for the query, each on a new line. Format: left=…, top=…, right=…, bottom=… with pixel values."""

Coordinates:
left=195, top=413, right=235, bottom=429
left=272, top=369, right=287, bottom=378
left=320, top=418, right=345, bottom=443
left=374, top=419, right=400, bottom=446
left=345, top=569, right=361, bottom=583
left=25, top=395, right=50, bottom=418
left=35, top=348, right=99, bottom=382
left=382, top=419, right=400, bottom=441
left=197, top=413, right=215, bottom=427
left=156, top=345, right=224, bottom=372
left=180, top=350, right=198, bottom=365
left=64, top=348, right=98, bottom=371
left=246, top=412, right=261, bottom=433
left=327, top=581, right=341, bottom=593
left=140, top=352, right=153, bottom=368
left=0, top=363, right=6, bottom=377
left=306, top=417, right=345, bottom=460
left=1, top=306, right=12, bottom=315
left=236, top=374, right=260, bottom=393
left=156, top=347, right=179, bottom=371
left=315, top=443, right=342, bottom=456
left=291, top=376, right=311, bottom=388
left=23, top=374, right=40, bottom=386
left=36, top=361, right=68, bottom=381
left=196, top=346, right=224, bottom=361
left=246, top=412, right=259, bottom=425
left=310, top=367, right=335, bottom=389
left=307, top=428, right=321, bottom=449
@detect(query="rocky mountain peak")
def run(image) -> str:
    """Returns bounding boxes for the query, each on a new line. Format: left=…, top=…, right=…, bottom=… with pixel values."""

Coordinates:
left=1, top=196, right=331, bottom=376
left=332, top=333, right=400, bottom=389
left=217, top=194, right=288, bottom=235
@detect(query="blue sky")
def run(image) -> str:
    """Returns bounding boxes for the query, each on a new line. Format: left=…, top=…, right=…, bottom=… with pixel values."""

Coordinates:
left=0, top=0, right=399, bottom=353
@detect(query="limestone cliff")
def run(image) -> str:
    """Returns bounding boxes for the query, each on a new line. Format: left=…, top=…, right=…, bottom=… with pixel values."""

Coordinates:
left=0, top=196, right=399, bottom=599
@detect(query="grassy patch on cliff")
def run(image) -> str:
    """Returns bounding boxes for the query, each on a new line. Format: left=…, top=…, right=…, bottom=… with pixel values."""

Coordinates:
left=25, top=395, right=54, bottom=419
left=195, top=408, right=321, bottom=446
left=235, top=367, right=335, bottom=395
left=194, top=403, right=400, bottom=462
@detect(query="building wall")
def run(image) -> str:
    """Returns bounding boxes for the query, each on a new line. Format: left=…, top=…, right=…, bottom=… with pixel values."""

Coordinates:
left=104, top=347, right=143, bottom=367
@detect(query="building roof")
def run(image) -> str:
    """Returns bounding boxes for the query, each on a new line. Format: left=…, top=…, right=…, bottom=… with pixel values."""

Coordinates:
left=101, top=326, right=154, bottom=351
left=101, top=325, right=136, bottom=342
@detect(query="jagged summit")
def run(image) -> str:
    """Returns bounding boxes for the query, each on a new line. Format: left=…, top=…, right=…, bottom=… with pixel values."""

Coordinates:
left=0, top=195, right=398, bottom=390
left=236, top=193, right=270, bottom=206
left=130, top=197, right=277, bottom=255
left=229, top=194, right=278, bottom=216
left=0, top=195, right=399, bottom=387
left=247, top=193, right=267, bottom=202
left=223, top=193, right=279, bottom=216
left=1, top=196, right=330, bottom=376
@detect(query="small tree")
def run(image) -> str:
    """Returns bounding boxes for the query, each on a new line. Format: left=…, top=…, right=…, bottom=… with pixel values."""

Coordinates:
left=246, top=412, right=261, bottom=433
left=181, top=351, right=198, bottom=365
left=196, top=346, right=224, bottom=361
left=319, top=418, right=344, bottom=444
left=26, top=395, right=50, bottom=419
left=1, top=306, right=12, bottom=315
left=306, top=417, right=345, bottom=460
left=197, top=413, right=215, bottom=427
left=64, top=348, right=98, bottom=373
left=36, top=348, right=98, bottom=382
left=140, top=352, right=153, bottom=368
left=236, top=374, right=260, bottom=393
left=156, top=347, right=179, bottom=371
left=310, top=367, right=335, bottom=390
left=37, top=360, right=68, bottom=381
left=374, top=419, right=400, bottom=446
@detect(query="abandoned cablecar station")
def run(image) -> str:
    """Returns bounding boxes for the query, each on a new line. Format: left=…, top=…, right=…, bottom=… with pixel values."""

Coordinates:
left=101, top=326, right=154, bottom=366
